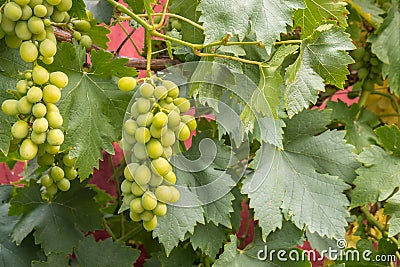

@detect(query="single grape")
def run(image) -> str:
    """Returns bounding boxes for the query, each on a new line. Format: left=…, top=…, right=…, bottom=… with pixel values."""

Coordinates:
left=143, top=215, right=157, bottom=231
left=56, top=0, right=72, bottom=12
left=46, top=128, right=64, bottom=146
left=131, top=182, right=146, bottom=196
left=136, top=112, right=153, bottom=127
left=28, top=0, right=43, bottom=8
left=167, top=110, right=181, bottom=129
left=173, top=98, right=190, bottom=113
left=151, top=157, right=172, bottom=177
left=129, top=211, right=141, bottom=222
left=4, top=2, right=22, bottom=22
left=149, top=124, right=162, bottom=138
left=46, top=103, right=59, bottom=113
left=15, top=21, right=33, bottom=41
left=162, top=80, right=179, bottom=98
left=351, top=47, right=365, bottom=61
left=46, top=183, right=58, bottom=195
left=169, top=186, right=180, bottom=203
left=40, top=174, right=53, bottom=187
left=43, top=2, right=54, bottom=17
left=20, top=5, right=33, bottom=20
left=80, top=35, right=92, bottom=49
left=159, top=100, right=175, bottom=111
left=5, top=34, right=22, bottom=49
left=44, top=142, right=60, bottom=154
left=37, top=153, right=54, bottom=166
left=46, top=111, right=63, bottom=128
left=141, top=191, right=157, bottom=210
left=149, top=173, right=163, bottom=187
left=62, top=154, right=77, bottom=167
left=16, top=80, right=28, bottom=94
left=134, top=164, right=151, bottom=185
left=32, top=103, right=47, bottom=118
left=181, top=115, right=197, bottom=131
left=42, top=56, right=54, bottom=64
left=160, top=129, right=175, bottom=147
left=140, top=210, right=154, bottom=222
left=72, top=30, right=81, bottom=41
left=50, top=10, right=65, bottom=23
left=43, top=84, right=61, bottom=103
left=129, top=197, right=144, bottom=213
left=124, top=134, right=136, bottom=145
left=176, top=122, right=191, bottom=141
left=73, top=20, right=91, bottom=32
left=357, top=68, right=368, bottom=80
left=64, top=166, right=78, bottom=180
left=17, top=96, right=33, bottom=114
left=165, top=96, right=173, bottom=104
left=121, top=179, right=133, bottom=194
left=57, top=178, right=70, bottom=191
left=130, top=102, right=139, bottom=119
left=39, top=38, right=57, bottom=58
left=163, top=171, right=176, bottom=185
left=135, top=127, right=151, bottom=144
left=155, top=185, right=172, bottom=203
left=34, top=4, right=47, bottom=17
left=153, top=85, right=168, bottom=100
left=20, top=139, right=38, bottom=160
left=28, top=16, right=44, bottom=34
left=146, top=139, right=163, bottom=159
left=26, top=86, right=43, bottom=103
left=2, top=99, right=19, bottom=116
left=118, top=77, right=137, bottom=92
left=133, top=143, right=147, bottom=160
left=49, top=71, right=68, bottom=88
left=32, top=118, right=49, bottom=133
left=11, top=120, right=29, bottom=139
left=50, top=166, right=64, bottom=181
left=161, top=146, right=172, bottom=160
left=124, top=119, right=137, bottom=136
left=171, top=20, right=182, bottom=31
left=31, top=131, right=47, bottom=144
left=32, top=65, right=50, bottom=85
left=153, top=202, right=167, bottom=216
left=124, top=163, right=139, bottom=181
left=136, top=98, right=151, bottom=113
left=139, top=83, right=154, bottom=98
left=152, top=112, right=168, bottom=128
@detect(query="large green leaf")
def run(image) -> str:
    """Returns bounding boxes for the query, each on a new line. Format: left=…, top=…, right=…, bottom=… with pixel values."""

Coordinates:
left=294, top=0, right=348, bottom=37
left=9, top=180, right=103, bottom=255
left=369, top=3, right=400, bottom=95
left=350, top=0, right=385, bottom=28
left=384, top=192, right=400, bottom=236
left=46, top=42, right=135, bottom=179
left=189, top=222, right=227, bottom=257
left=198, top=0, right=304, bottom=53
left=284, top=25, right=355, bottom=117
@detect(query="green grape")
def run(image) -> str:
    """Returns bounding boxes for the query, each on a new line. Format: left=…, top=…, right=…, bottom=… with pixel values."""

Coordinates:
left=362, top=53, right=370, bottom=63
left=165, top=97, right=173, bottom=104
left=14, top=0, right=30, bottom=5
left=44, top=142, right=60, bottom=154
left=143, top=215, right=157, bottom=231
left=155, top=185, right=171, bottom=203
left=72, top=30, right=81, bottom=40
left=32, top=65, right=49, bottom=85
left=41, top=56, right=54, bottom=65
left=29, top=0, right=43, bottom=8
left=162, top=80, right=179, bottom=99
left=167, top=110, right=181, bottom=129
left=50, top=10, right=65, bottom=23
left=153, top=85, right=168, bottom=100
left=151, top=157, right=171, bottom=177
left=57, top=178, right=70, bottom=191
left=149, top=124, right=162, bottom=138
left=17, top=96, right=33, bottom=114
left=136, top=112, right=153, bottom=127
left=26, top=86, right=43, bottom=103
left=47, top=0, right=62, bottom=5
left=20, top=139, right=38, bottom=160
left=159, top=100, right=175, bottom=111
left=2, top=99, right=19, bottom=116
left=46, top=183, right=58, bottom=195
left=133, top=143, right=147, bottom=160
left=28, top=16, right=44, bottom=34
left=4, top=2, right=22, bottom=22
left=20, top=5, right=33, bottom=20
left=130, top=102, right=139, bottom=118
left=64, top=167, right=77, bottom=180
left=56, top=0, right=72, bottom=12
left=15, top=21, right=33, bottom=40
left=34, top=4, right=47, bottom=17
left=45, top=26, right=56, bottom=43
left=37, top=153, right=54, bottom=166
left=152, top=112, right=168, bottom=128
left=32, top=103, right=47, bottom=118
left=43, top=84, right=61, bottom=103
left=358, top=68, right=368, bottom=80
left=171, top=20, right=181, bottom=31
left=181, top=115, right=196, bottom=131
left=62, top=154, right=76, bottom=167
left=129, top=197, right=144, bottom=213
left=176, top=122, right=190, bottom=141
left=40, top=174, right=53, bottom=187
left=46, top=128, right=64, bottom=146
left=141, top=191, right=157, bottom=210
left=161, top=146, right=172, bottom=160
left=31, top=131, right=47, bottom=144
left=129, top=211, right=141, bottom=222
left=46, top=111, right=63, bottom=128
left=74, top=20, right=91, bottom=32
left=169, top=186, right=180, bottom=203
left=33, top=29, right=46, bottom=41
left=163, top=171, right=176, bottom=185
left=32, top=118, right=48, bottom=133
left=39, top=38, right=57, bottom=58
left=5, top=34, right=22, bottom=49
left=50, top=166, right=64, bottom=181
left=369, top=57, right=379, bottom=66
left=136, top=98, right=151, bottom=113
left=11, top=120, right=29, bottom=139
left=43, top=2, right=54, bottom=17
left=146, top=139, right=163, bottom=159
left=121, top=179, right=133, bottom=194
left=134, top=164, right=151, bottom=185
left=160, top=129, right=175, bottom=147
left=49, top=71, right=68, bottom=88
left=118, top=77, right=137, bottom=92
left=131, top=182, right=146, bottom=196
left=124, top=134, right=136, bottom=145
left=149, top=173, right=163, bottom=187
left=124, top=119, right=137, bottom=136
left=139, top=83, right=154, bottom=98
left=135, top=127, right=151, bottom=144
left=140, top=210, right=154, bottom=222
left=80, top=35, right=92, bottom=49
left=153, top=202, right=167, bottom=216
left=351, top=47, right=365, bottom=61
left=16, top=80, right=28, bottom=94
left=173, top=98, right=190, bottom=113
left=46, top=103, right=59, bottom=113
left=124, top=163, right=139, bottom=181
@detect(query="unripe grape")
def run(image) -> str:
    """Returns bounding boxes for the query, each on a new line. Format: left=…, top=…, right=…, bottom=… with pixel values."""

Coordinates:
left=165, top=97, right=173, bottom=104
left=44, top=142, right=60, bottom=154
left=163, top=171, right=176, bottom=185
left=358, top=68, right=368, bottom=80
left=159, top=100, right=175, bottom=111
left=28, top=16, right=44, bottom=34
left=124, top=163, right=139, bottom=181
left=11, top=120, right=29, bottom=139
left=4, top=2, right=22, bottom=21
left=149, top=124, right=162, bottom=138
left=20, top=139, right=38, bottom=160
left=63, top=154, right=77, bottom=167
left=31, top=131, right=47, bottom=144
left=50, top=166, right=64, bottom=181
left=155, top=185, right=172, bottom=203
left=129, top=197, right=144, bottom=213
left=14, top=0, right=30, bottom=5
left=146, top=139, right=163, bottom=159
left=143, top=215, right=157, bottom=231
left=47, top=0, right=62, bottom=5
left=57, top=178, right=70, bottom=191
left=171, top=20, right=182, bottom=31
left=130, top=102, right=139, bottom=118
left=15, top=21, right=33, bottom=40
left=43, top=2, right=54, bottom=17
left=74, top=20, right=91, bottom=32
left=46, top=111, right=63, bottom=128
left=121, top=179, right=133, bottom=194
left=167, top=110, right=181, bottom=129
left=161, top=146, right=172, bottom=160
left=29, top=0, right=43, bottom=8
left=162, top=80, right=179, bottom=98
left=50, top=10, right=65, bottom=23
left=72, top=30, right=81, bottom=40
left=129, top=211, right=141, bottom=222
left=32, top=117, right=48, bottom=133
left=32, top=65, right=49, bottom=85
left=134, top=164, right=151, bottom=185
left=181, top=115, right=197, bottom=131
left=136, top=112, right=153, bottom=127
left=20, top=5, right=33, bottom=20
left=131, top=182, right=146, bottom=196
left=153, top=202, right=167, bottom=216
left=46, top=128, right=64, bottom=145
left=140, top=210, right=154, bottom=221
left=124, top=134, right=136, bottom=145
left=173, top=98, right=190, bottom=113
left=136, top=98, right=151, bottom=113
left=176, top=122, right=190, bottom=141
left=34, top=5, right=48, bottom=17
left=33, top=30, right=47, bottom=42
left=37, top=153, right=54, bottom=166
left=149, top=173, right=163, bottom=187
left=117, top=77, right=137, bottom=92
left=135, top=127, right=151, bottom=144
left=2, top=99, right=19, bottom=116
left=41, top=174, right=53, bottom=187
left=41, top=56, right=54, bottom=65
left=46, top=183, right=58, bottom=195
left=39, top=38, right=57, bottom=58
left=139, top=83, right=154, bottom=98
left=151, top=157, right=171, bottom=176
left=20, top=41, right=39, bottom=63
left=160, top=129, right=175, bottom=147
left=43, top=84, right=61, bottom=103
left=124, top=119, right=137, bottom=136
left=133, top=143, right=147, bottom=160
left=80, top=35, right=92, bottom=49
left=49, top=71, right=68, bottom=88
left=16, top=80, right=28, bottom=94
left=46, top=103, right=59, bottom=113
left=17, top=96, right=33, bottom=114
left=141, top=191, right=157, bottom=210
left=153, top=85, right=168, bottom=100
left=152, top=112, right=168, bottom=128
left=169, top=186, right=180, bottom=203
left=64, top=166, right=78, bottom=180
left=45, top=27, right=57, bottom=43
left=5, top=35, right=22, bottom=49
left=56, top=0, right=72, bottom=12
left=26, top=86, right=43, bottom=103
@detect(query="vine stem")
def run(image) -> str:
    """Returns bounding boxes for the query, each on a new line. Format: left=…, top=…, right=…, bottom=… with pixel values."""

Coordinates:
left=103, top=217, right=117, bottom=240
left=115, top=226, right=143, bottom=243
left=145, top=30, right=153, bottom=77
left=154, top=0, right=169, bottom=29
left=275, top=40, right=302, bottom=45
left=195, top=51, right=262, bottom=66
left=137, top=13, right=205, bottom=31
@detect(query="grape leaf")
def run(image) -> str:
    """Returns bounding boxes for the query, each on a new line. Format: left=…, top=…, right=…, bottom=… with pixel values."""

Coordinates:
left=75, top=236, right=139, bottom=266
left=84, top=0, right=113, bottom=23
left=369, top=4, right=400, bottom=95
left=45, top=42, right=134, bottom=179
left=294, top=0, right=349, bottom=37
left=9, top=180, right=103, bottom=255
left=384, top=192, right=400, bottom=236
left=243, top=110, right=355, bottom=240
left=284, top=25, right=355, bottom=117
left=32, top=253, right=70, bottom=267
left=69, top=0, right=87, bottom=19
left=87, top=22, right=111, bottom=49
left=0, top=113, right=11, bottom=155
left=350, top=0, right=385, bottom=28
left=197, top=0, right=304, bottom=53
left=152, top=246, right=197, bottom=267
left=189, top=222, right=226, bottom=257
left=375, top=124, right=400, bottom=156
left=91, top=49, right=139, bottom=78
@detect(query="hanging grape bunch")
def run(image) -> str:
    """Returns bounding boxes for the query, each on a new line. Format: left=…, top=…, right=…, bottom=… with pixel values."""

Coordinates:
left=119, top=78, right=197, bottom=231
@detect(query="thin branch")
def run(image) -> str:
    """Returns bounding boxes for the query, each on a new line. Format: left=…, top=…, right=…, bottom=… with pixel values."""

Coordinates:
left=195, top=51, right=262, bottom=66
left=136, top=13, right=205, bottom=31
left=154, top=0, right=169, bottom=29
left=116, top=24, right=136, bottom=55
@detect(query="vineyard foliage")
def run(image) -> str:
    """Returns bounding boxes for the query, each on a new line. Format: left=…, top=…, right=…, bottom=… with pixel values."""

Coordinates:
left=0, top=0, right=400, bottom=266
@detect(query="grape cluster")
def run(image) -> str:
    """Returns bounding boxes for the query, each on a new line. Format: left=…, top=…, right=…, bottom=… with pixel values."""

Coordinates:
left=0, top=0, right=73, bottom=64
left=119, top=79, right=197, bottom=231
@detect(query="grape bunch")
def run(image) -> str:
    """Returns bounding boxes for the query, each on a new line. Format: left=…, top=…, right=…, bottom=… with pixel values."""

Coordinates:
left=119, top=78, right=197, bottom=231
left=0, top=0, right=73, bottom=64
